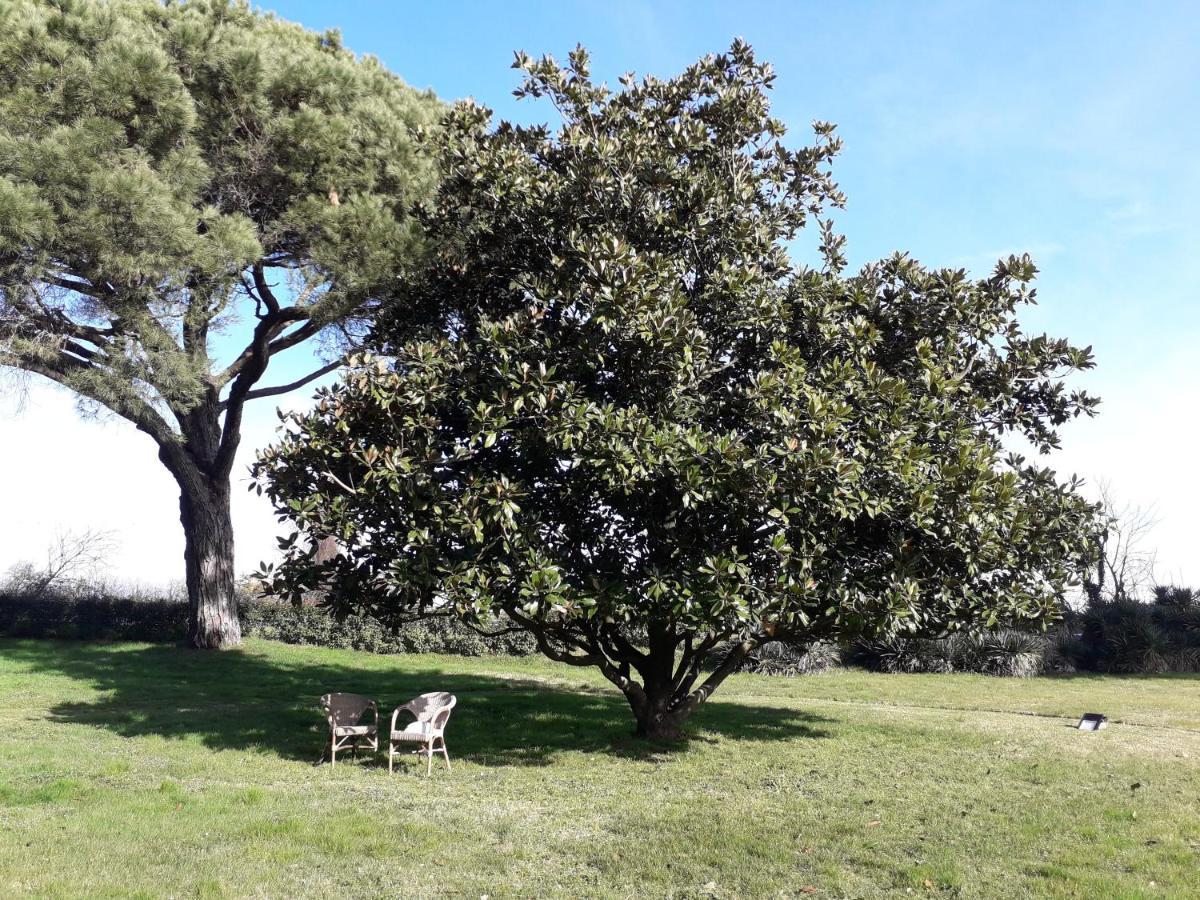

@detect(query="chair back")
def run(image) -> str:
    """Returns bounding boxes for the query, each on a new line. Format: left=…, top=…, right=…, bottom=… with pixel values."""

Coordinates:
left=407, top=691, right=457, bottom=729
left=320, top=692, right=374, bottom=728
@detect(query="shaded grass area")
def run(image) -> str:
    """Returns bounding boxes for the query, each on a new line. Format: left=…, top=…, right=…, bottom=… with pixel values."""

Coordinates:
left=0, top=639, right=1197, bottom=898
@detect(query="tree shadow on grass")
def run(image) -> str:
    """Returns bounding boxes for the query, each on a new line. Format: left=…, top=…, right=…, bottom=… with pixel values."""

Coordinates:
left=1, top=639, right=831, bottom=766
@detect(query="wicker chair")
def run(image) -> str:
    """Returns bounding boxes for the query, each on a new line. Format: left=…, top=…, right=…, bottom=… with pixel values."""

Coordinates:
left=318, top=693, right=378, bottom=767
left=388, top=692, right=457, bottom=775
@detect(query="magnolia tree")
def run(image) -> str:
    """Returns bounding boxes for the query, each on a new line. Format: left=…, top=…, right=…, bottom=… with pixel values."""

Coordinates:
left=255, top=43, right=1100, bottom=738
left=0, top=0, right=441, bottom=646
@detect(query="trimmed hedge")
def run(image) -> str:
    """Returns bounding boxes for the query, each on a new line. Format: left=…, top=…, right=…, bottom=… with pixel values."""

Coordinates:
left=242, top=602, right=536, bottom=656
left=0, top=593, right=187, bottom=643
left=3, top=586, right=1197, bottom=675
left=0, top=592, right=536, bottom=656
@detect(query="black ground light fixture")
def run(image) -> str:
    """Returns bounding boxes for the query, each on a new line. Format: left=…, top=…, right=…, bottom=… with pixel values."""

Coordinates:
left=1077, top=713, right=1108, bottom=731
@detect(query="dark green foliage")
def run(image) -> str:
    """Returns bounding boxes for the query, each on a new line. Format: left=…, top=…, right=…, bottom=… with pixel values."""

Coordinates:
left=242, top=602, right=536, bottom=656
left=1070, top=593, right=1200, bottom=674
left=1153, top=585, right=1198, bottom=610
left=1040, top=626, right=1087, bottom=674
left=256, top=42, right=1101, bottom=737
left=852, top=591, right=1200, bottom=676
left=0, top=0, right=442, bottom=647
left=852, top=630, right=1046, bottom=677
left=0, top=593, right=188, bottom=642
left=736, top=640, right=843, bottom=677
left=7, top=584, right=1196, bottom=676
left=0, top=592, right=534, bottom=656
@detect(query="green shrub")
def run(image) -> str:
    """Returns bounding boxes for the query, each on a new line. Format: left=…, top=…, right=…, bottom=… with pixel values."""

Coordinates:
left=1153, top=585, right=1198, bottom=610
left=1041, top=626, right=1084, bottom=674
left=241, top=602, right=536, bottom=656
left=851, top=629, right=1045, bottom=677
left=1066, top=593, right=1200, bottom=674
left=852, top=634, right=954, bottom=674
left=964, top=630, right=1046, bottom=677
left=738, top=641, right=842, bottom=676
left=0, top=591, right=536, bottom=656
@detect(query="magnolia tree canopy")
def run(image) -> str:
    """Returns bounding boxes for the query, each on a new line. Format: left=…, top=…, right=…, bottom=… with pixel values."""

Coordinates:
left=255, top=43, right=1100, bottom=738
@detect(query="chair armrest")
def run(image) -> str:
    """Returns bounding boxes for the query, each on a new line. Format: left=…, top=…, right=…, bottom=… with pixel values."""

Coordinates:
left=390, top=704, right=416, bottom=734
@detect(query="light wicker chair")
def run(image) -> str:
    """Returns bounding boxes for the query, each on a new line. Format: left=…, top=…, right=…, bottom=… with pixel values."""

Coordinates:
left=388, top=692, right=457, bottom=776
left=318, top=692, right=378, bottom=767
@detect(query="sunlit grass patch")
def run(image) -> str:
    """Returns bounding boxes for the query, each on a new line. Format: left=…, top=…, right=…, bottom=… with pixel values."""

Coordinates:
left=0, top=638, right=1196, bottom=897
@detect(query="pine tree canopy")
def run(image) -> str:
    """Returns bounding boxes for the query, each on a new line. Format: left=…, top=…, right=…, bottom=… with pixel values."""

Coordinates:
left=0, top=0, right=440, bottom=455
left=0, top=0, right=443, bottom=647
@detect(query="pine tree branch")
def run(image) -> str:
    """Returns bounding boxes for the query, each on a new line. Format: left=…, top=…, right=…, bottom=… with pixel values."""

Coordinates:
left=60, top=338, right=104, bottom=365
left=251, top=262, right=281, bottom=315
left=0, top=347, right=179, bottom=452
left=227, top=359, right=342, bottom=409
left=12, top=287, right=113, bottom=345
left=265, top=318, right=325, bottom=356
left=43, top=274, right=108, bottom=300
left=216, top=307, right=308, bottom=386
left=215, top=303, right=321, bottom=476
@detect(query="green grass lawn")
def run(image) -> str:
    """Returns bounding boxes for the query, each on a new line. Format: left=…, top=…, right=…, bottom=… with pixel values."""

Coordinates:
left=0, top=639, right=1197, bottom=898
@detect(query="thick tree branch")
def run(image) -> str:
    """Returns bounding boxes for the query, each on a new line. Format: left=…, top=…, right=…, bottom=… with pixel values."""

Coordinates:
left=600, top=622, right=648, bottom=664
left=217, top=306, right=308, bottom=386
left=13, top=288, right=113, bottom=346
left=252, top=262, right=281, bottom=315
left=60, top=338, right=104, bottom=365
left=0, top=348, right=180, bottom=453
left=214, top=311, right=296, bottom=477
left=505, top=608, right=602, bottom=667
left=43, top=273, right=108, bottom=300
left=265, top=318, right=325, bottom=356
left=227, top=358, right=342, bottom=409
left=674, top=638, right=758, bottom=714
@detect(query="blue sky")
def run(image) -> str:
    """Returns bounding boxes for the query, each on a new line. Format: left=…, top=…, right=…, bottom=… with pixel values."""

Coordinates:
left=2, top=1, right=1197, bottom=587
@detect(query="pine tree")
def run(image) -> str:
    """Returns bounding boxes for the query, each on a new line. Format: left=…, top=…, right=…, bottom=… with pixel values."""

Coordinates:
left=0, top=0, right=441, bottom=646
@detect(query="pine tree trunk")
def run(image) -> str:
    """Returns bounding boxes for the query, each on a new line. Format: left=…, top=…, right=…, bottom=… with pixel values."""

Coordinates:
left=178, top=478, right=242, bottom=649
left=163, top=398, right=243, bottom=650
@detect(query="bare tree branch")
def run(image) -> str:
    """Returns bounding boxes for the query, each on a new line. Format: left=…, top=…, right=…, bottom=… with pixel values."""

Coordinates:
left=1093, top=479, right=1159, bottom=602
left=230, top=359, right=342, bottom=408
left=18, top=527, right=119, bottom=599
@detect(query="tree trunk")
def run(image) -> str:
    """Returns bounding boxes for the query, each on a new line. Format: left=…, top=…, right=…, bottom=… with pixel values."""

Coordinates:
left=628, top=681, right=689, bottom=741
left=178, top=477, right=242, bottom=649
left=625, top=640, right=754, bottom=740
left=163, top=397, right=243, bottom=650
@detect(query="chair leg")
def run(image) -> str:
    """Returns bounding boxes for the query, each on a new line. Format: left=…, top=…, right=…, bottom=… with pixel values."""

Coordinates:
left=330, top=736, right=337, bottom=768
left=426, top=742, right=433, bottom=777
left=441, top=740, right=451, bottom=772
left=388, top=741, right=394, bottom=775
